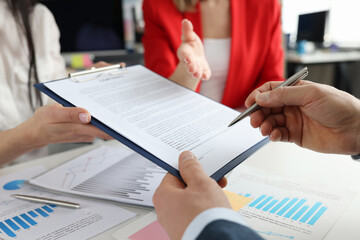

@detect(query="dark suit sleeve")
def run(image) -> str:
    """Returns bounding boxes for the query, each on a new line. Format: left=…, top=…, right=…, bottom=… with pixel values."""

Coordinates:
left=196, top=220, right=264, bottom=240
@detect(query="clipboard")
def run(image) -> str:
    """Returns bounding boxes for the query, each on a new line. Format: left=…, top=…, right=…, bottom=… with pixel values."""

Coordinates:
left=34, top=65, right=269, bottom=181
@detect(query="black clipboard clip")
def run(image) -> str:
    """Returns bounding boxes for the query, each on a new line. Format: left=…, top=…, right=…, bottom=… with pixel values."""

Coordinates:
left=69, top=64, right=127, bottom=82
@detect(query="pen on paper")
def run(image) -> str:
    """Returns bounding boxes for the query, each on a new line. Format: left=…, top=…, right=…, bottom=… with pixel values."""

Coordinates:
left=228, top=67, right=309, bottom=127
left=11, top=194, right=80, bottom=209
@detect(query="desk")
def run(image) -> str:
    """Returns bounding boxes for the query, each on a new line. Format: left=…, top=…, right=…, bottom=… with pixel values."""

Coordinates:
left=286, top=50, right=360, bottom=64
left=1, top=140, right=360, bottom=239
left=286, top=50, right=360, bottom=94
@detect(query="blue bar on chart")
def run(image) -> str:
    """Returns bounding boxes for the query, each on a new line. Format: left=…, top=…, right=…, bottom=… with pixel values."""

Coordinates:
left=256, top=196, right=273, bottom=209
left=49, top=205, right=57, bottom=208
left=5, top=219, right=20, bottom=231
left=0, top=222, right=16, bottom=238
left=270, top=198, right=290, bottom=214
left=35, top=208, right=49, bottom=217
left=244, top=194, right=251, bottom=197
left=277, top=198, right=299, bottom=216
left=13, top=216, right=29, bottom=229
left=308, top=206, right=327, bottom=225
left=249, top=195, right=267, bottom=207
left=284, top=199, right=306, bottom=218
left=292, top=205, right=309, bottom=220
left=28, top=211, right=38, bottom=218
left=263, top=199, right=279, bottom=212
left=20, top=213, right=37, bottom=226
left=300, top=202, right=322, bottom=223
left=42, top=205, right=54, bottom=213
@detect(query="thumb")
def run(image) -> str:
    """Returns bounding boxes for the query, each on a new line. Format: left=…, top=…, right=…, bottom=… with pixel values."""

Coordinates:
left=255, top=85, right=316, bottom=108
left=178, top=151, right=208, bottom=186
left=181, top=19, right=195, bottom=42
left=44, top=104, right=91, bottom=124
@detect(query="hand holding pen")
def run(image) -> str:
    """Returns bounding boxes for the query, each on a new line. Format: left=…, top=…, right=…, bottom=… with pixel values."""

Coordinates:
left=239, top=71, right=360, bottom=155
left=228, top=67, right=309, bottom=127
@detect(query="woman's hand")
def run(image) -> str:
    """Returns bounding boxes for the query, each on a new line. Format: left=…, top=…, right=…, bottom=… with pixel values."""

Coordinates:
left=169, top=19, right=211, bottom=90
left=0, top=104, right=111, bottom=165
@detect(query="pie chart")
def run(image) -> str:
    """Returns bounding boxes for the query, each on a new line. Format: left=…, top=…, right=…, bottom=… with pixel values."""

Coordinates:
left=3, top=179, right=26, bottom=190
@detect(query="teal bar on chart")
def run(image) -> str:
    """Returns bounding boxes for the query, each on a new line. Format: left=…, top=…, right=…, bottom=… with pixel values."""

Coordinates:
left=270, top=198, right=290, bottom=214
left=28, top=211, right=38, bottom=218
left=0, top=222, right=16, bottom=238
left=308, top=206, right=327, bottom=225
left=244, top=194, right=251, bottom=197
left=285, top=199, right=306, bottom=218
left=292, top=205, right=309, bottom=220
left=256, top=196, right=273, bottom=209
left=277, top=198, right=299, bottom=216
left=13, top=216, right=29, bottom=229
left=35, top=208, right=49, bottom=217
left=4, top=219, right=20, bottom=231
left=20, top=213, right=37, bottom=226
left=42, top=205, right=54, bottom=213
left=249, top=195, right=267, bottom=207
left=300, top=202, right=322, bottom=223
left=263, top=199, right=278, bottom=212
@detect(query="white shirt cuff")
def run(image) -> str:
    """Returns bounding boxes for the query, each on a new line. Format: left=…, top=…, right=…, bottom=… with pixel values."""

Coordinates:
left=182, top=207, right=247, bottom=240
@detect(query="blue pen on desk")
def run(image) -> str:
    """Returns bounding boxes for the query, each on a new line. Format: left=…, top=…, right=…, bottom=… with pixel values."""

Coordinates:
left=228, top=67, right=309, bottom=127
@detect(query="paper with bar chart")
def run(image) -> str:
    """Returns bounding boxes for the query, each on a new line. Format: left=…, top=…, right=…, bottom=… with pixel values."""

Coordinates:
left=29, top=145, right=166, bottom=207
left=225, top=166, right=356, bottom=240
left=0, top=166, right=136, bottom=240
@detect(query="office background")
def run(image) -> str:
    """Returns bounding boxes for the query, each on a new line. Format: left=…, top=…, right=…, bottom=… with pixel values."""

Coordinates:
left=40, top=0, right=360, bottom=98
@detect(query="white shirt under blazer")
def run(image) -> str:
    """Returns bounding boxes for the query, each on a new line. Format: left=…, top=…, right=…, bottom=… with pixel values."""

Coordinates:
left=0, top=0, right=67, bottom=131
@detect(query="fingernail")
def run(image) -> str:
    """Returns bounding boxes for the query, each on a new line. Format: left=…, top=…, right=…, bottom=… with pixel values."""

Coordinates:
left=79, top=113, right=90, bottom=123
left=256, top=92, right=270, bottom=102
left=184, top=58, right=189, bottom=63
left=180, top=151, right=195, bottom=162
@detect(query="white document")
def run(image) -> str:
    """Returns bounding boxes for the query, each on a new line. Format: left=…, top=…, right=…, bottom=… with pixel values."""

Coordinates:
left=29, top=146, right=166, bottom=207
left=44, top=65, right=266, bottom=177
left=0, top=166, right=136, bottom=240
left=225, top=165, right=356, bottom=240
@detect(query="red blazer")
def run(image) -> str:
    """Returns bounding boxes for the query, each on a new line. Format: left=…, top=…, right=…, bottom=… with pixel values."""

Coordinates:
left=142, top=0, right=284, bottom=108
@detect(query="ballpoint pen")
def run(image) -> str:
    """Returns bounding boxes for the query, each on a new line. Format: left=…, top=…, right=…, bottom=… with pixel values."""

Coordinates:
left=11, top=194, right=80, bottom=209
left=228, top=67, right=309, bottom=127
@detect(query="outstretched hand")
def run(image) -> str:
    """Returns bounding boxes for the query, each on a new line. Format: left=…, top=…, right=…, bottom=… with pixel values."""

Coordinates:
left=178, top=19, right=211, bottom=80
left=170, top=19, right=211, bottom=90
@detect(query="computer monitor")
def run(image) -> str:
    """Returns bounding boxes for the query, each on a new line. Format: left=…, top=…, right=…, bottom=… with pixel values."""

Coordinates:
left=40, top=0, right=124, bottom=53
left=296, top=11, right=328, bottom=44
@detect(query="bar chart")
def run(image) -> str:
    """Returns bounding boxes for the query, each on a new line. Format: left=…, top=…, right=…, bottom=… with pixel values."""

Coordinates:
left=0, top=205, right=56, bottom=238
left=71, top=152, right=165, bottom=205
left=241, top=193, right=327, bottom=226
left=30, top=146, right=166, bottom=206
left=225, top=166, right=355, bottom=240
left=0, top=165, right=137, bottom=240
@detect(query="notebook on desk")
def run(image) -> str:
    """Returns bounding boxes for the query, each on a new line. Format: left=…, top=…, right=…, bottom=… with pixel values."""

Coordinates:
left=34, top=65, right=268, bottom=181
